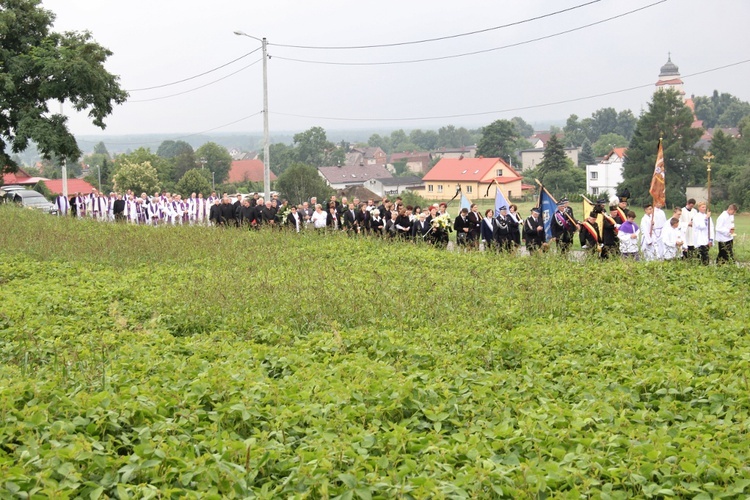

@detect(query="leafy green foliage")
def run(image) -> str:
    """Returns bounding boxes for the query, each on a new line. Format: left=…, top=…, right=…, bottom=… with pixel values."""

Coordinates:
left=175, top=168, right=211, bottom=197
left=476, top=120, right=520, bottom=164
left=694, top=90, right=750, bottom=129
left=621, top=89, right=703, bottom=207
left=195, top=142, right=232, bottom=184
left=1, top=208, right=749, bottom=497
left=274, top=162, right=333, bottom=205
left=112, top=160, right=160, bottom=194
left=593, top=132, right=629, bottom=156
left=0, top=0, right=127, bottom=171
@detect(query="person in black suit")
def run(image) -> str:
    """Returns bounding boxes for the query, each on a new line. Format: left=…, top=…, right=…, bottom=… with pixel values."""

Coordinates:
left=343, top=204, right=359, bottom=234
left=357, top=203, right=369, bottom=234
left=238, top=199, right=255, bottom=228
left=480, top=209, right=496, bottom=250
left=219, top=197, right=236, bottom=227
left=494, top=206, right=513, bottom=252
left=370, top=209, right=385, bottom=236
left=112, top=194, right=126, bottom=222
left=453, top=208, right=471, bottom=247
left=411, top=211, right=431, bottom=240
left=285, top=205, right=302, bottom=232
left=523, top=206, right=545, bottom=252
left=256, top=200, right=275, bottom=227
left=393, top=207, right=412, bottom=239
left=467, top=204, right=483, bottom=247
left=208, top=198, right=223, bottom=226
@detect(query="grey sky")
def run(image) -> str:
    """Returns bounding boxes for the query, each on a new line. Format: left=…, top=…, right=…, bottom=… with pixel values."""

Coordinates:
left=42, top=0, right=750, bottom=138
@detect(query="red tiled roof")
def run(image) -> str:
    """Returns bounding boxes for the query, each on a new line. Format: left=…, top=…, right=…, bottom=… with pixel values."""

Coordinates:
left=2, top=168, right=35, bottom=185
left=228, top=160, right=277, bottom=184
left=605, top=147, right=627, bottom=161
left=423, top=157, right=519, bottom=182
left=43, top=179, right=96, bottom=195
left=522, top=184, right=535, bottom=191
left=656, top=78, right=683, bottom=86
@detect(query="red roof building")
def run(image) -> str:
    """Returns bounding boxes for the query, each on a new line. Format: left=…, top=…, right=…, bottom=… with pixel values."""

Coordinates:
left=421, top=157, right=522, bottom=201
left=2, top=168, right=38, bottom=186
left=43, top=179, right=96, bottom=196
left=228, top=160, right=277, bottom=184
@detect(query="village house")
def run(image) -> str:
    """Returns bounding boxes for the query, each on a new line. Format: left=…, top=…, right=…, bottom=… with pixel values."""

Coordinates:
left=318, top=163, right=393, bottom=191
left=421, top=157, right=523, bottom=201
left=228, top=160, right=277, bottom=184
left=366, top=176, right=424, bottom=198
left=586, top=147, right=626, bottom=198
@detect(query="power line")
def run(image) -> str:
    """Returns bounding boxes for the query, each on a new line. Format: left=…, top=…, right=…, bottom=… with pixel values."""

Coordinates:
left=272, top=1, right=666, bottom=66
left=269, top=0, right=603, bottom=50
left=270, top=58, right=750, bottom=122
left=126, top=48, right=262, bottom=92
left=128, top=58, right=263, bottom=103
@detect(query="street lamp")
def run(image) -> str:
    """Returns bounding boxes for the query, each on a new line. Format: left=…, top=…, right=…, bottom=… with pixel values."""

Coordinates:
left=234, top=30, right=270, bottom=200
left=95, top=165, right=102, bottom=192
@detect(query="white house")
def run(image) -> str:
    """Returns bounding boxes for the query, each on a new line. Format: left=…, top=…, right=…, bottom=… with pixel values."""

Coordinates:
left=519, top=147, right=580, bottom=172
left=586, top=147, right=626, bottom=198
left=366, top=176, right=423, bottom=198
left=318, top=163, right=393, bottom=191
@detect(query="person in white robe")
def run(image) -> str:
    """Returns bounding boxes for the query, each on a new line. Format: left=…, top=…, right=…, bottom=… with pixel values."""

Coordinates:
left=652, top=204, right=667, bottom=259
left=680, top=198, right=698, bottom=258
left=662, top=217, right=684, bottom=260
left=640, top=204, right=659, bottom=261
left=55, top=194, right=70, bottom=215
left=692, top=201, right=714, bottom=265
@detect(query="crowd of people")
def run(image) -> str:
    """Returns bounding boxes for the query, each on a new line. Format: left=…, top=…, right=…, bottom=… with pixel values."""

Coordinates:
left=51, top=188, right=738, bottom=264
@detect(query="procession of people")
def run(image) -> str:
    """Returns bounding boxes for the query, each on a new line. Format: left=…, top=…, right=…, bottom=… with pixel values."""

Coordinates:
left=51, top=187, right=738, bottom=264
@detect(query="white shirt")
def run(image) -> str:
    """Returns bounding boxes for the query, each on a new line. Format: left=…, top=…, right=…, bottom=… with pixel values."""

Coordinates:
left=662, top=224, right=683, bottom=260
left=692, top=212, right=714, bottom=246
left=311, top=210, right=327, bottom=229
left=715, top=211, right=734, bottom=243
left=680, top=207, right=697, bottom=246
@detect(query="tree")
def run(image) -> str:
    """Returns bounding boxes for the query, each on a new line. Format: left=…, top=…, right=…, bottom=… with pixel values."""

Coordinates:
left=615, top=110, right=637, bottom=140
left=510, top=116, right=534, bottom=138
left=175, top=168, right=211, bottom=197
left=275, top=162, right=333, bottom=205
left=708, top=129, right=735, bottom=165
left=592, top=133, right=628, bottom=156
left=476, top=119, right=520, bottom=163
left=265, top=143, right=296, bottom=175
left=409, top=129, right=438, bottom=150
left=156, top=140, right=193, bottom=159
left=695, top=90, right=750, bottom=128
left=542, top=168, right=585, bottom=197
left=368, top=133, right=391, bottom=154
left=590, top=108, right=618, bottom=140
left=537, top=134, right=572, bottom=179
left=0, top=0, right=127, bottom=172
left=93, top=141, right=110, bottom=157
left=294, top=127, right=338, bottom=167
left=173, top=150, right=197, bottom=182
left=112, top=161, right=160, bottom=194
left=620, top=89, right=703, bottom=207
left=437, top=125, right=472, bottom=148
left=579, top=139, right=595, bottom=166
left=562, top=114, right=589, bottom=147
left=195, top=142, right=232, bottom=183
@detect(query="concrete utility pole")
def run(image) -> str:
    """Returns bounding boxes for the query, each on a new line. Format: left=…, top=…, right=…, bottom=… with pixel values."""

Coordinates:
left=60, top=101, right=68, bottom=199
left=234, top=31, right=271, bottom=199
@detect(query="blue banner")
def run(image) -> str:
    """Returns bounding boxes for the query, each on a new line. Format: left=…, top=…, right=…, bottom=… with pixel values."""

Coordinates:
left=494, top=186, right=510, bottom=217
left=538, top=188, right=557, bottom=242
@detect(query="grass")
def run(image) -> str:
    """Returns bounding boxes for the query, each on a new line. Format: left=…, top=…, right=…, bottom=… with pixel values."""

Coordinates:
left=1, top=206, right=750, bottom=497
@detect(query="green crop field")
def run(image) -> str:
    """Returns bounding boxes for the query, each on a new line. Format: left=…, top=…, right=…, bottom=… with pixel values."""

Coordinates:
left=1, top=207, right=749, bottom=498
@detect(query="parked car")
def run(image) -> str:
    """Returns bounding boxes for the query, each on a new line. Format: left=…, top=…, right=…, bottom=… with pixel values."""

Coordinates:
left=4, top=189, right=58, bottom=215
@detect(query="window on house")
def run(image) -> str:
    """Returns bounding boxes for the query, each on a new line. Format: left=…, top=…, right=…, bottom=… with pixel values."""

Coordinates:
left=428, top=185, right=433, bottom=192
left=437, top=185, right=443, bottom=193
left=496, top=169, right=503, bottom=177
left=590, top=171, right=598, bottom=180
left=592, top=187, right=599, bottom=195
left=466, top=185, right=473, bottom=194
left=508, top=191, right=512, bottom=198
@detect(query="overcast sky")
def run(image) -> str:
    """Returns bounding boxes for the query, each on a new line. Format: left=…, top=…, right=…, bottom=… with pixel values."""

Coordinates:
left=42, top=0, right=750, bottom=139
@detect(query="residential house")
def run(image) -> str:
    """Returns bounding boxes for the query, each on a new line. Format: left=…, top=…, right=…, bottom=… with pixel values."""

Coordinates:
left=228, top=160, right=277, bottom=184
left=43, top=179, right=96, bottom=196
left=519, top=147, right=580, bottom=172
left=389, top=152, right=433, bottom=175
left=586, top=147, right=626, bottom=198
left=432, top=146, right=476, bottom=160
left=366, top=176, right=424, bottom=198
left=347, top=147, right=386, bottom=166
left=318, top=163, right=393, bottom=191
left=421, top=157, right=522, bottom=201
left=2, top=168, right=40, bottom=186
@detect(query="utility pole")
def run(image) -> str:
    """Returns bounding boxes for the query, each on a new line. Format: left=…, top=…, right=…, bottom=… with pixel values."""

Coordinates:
left=234, top=31, right=271, bottom=200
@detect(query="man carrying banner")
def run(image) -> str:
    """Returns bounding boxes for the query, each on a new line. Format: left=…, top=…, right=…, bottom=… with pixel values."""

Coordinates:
left=524, top=207, right=545, bottom=253
left=551, top=199, right=575, bottom=254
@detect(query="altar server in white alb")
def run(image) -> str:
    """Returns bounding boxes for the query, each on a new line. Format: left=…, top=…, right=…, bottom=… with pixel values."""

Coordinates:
left=692, top=201, right=714, bottom=265
left=640, top=204, right=660, bottom=261
left=652, top=203, right=667, bottom=259
left=715, top=203, right=737, bottom=265
left=680, top=198, right=698, bottom=258
left=662, top=217, right=684, bottom=260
